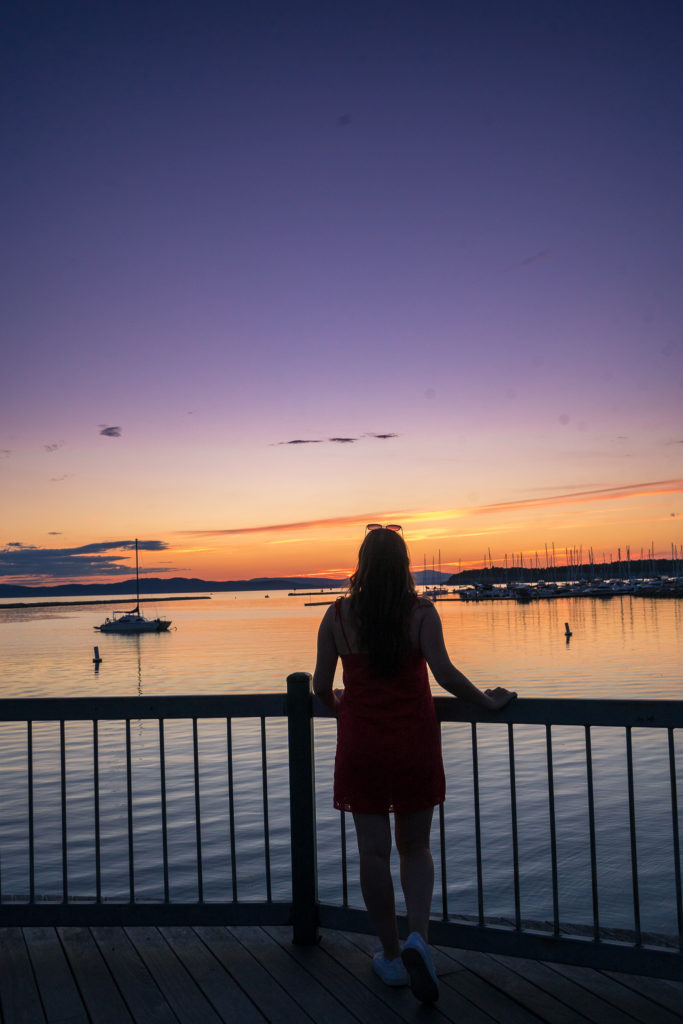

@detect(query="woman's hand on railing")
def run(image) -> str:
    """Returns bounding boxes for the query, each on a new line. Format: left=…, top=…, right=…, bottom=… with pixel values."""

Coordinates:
left=482, top=686, right=517, bottom=710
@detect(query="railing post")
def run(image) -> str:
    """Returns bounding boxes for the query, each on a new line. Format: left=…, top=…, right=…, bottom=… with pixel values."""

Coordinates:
left=287, top=672, right=319, bottom=944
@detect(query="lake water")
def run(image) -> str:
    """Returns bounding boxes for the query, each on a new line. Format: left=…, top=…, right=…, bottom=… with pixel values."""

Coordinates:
left=0, top=592, right=681, bottom=939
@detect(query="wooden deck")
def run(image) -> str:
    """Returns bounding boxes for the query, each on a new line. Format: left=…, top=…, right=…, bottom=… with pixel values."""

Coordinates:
left=1, top=925, right=682, bottom=1023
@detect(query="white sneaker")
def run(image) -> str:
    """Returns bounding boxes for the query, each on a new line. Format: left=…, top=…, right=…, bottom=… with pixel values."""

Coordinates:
left=372, top=953, right=409, bottom=986
left=401, top=932, right=439, bottom=1002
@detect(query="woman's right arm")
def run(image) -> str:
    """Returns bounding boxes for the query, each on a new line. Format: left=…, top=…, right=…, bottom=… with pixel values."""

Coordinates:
left=419, top=603, right=516, bottom=710
left=312, top=604, right=342, bottom=713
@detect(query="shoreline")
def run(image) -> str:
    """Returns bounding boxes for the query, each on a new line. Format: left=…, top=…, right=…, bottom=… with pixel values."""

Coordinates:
left=0, top=596, right=211, bottom=610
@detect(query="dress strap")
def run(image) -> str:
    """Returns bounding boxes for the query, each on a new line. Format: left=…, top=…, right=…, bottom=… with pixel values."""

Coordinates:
left=334, top=597, right=353, bottom=652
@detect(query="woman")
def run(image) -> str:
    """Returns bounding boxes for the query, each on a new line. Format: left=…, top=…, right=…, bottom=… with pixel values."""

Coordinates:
left=313, top=525, right=516, bottom=1003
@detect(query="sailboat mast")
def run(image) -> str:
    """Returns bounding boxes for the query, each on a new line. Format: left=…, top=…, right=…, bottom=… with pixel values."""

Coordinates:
left=135, top=538, right=140, bottom=613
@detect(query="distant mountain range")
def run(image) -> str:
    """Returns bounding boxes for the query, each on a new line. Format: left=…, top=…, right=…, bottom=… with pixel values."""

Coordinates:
left=0, top=576, right=343, bottom=598
left=3, top=561, right=677, bottom=599
left=0, top=570, right=454, bottom=599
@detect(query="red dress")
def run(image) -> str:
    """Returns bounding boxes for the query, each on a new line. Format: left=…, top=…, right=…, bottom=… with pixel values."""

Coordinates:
left=333, top=601, right=446, bottom=814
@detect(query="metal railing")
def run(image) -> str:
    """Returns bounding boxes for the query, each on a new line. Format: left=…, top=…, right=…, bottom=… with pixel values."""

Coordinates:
left=0, top=693, right=292, bottom=927
left=0, top=678, right=681, bottom=980
left=314, top=688, right=683, bottom=980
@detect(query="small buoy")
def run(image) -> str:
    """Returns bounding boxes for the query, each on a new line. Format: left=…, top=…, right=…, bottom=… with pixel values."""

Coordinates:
left=564, top=622, right=572, bottom=638
left=93, top=645, right=102, bottom=664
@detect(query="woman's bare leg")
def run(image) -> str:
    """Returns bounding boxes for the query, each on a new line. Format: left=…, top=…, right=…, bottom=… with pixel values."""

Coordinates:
left=353, top=812, right=401, bottom=960
left=394, top=807, right=435, bottom=939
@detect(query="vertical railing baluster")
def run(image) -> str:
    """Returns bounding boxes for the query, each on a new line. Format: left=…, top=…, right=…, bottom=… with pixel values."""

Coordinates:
left=192, top=717, right=203, bottom=902
left=625, top=726, right=641, bottom=944
left=93, top=720, right=101, bottom=903
left=546, top=724, right=560, bottom=936
left=439, top=723, right=448, bottom=921
left=227, top=718, right=237, bottom=900
left=669, top=728, right=683, bottom=951
left=585, top=725, right=599, bottom=940
left=125, top=719, right=134, bottom=902
left=287, top=672, right=318, bottom=944
left=439, top=800, right=448, bottom=921
left=508, top=723, right=521, bottom=930
left=471, top=722, right=484, bottom=926
left=260, top=717, right=272, bottom=902
left=60, top=720, right=68, bottom=903
left=28, top=721, right=35, bottom=904
left=159, top=719, right=169, bottom=903
left=340, top=811, right=348, bottom=907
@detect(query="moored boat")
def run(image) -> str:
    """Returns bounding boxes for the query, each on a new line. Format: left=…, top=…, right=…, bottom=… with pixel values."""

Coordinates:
left=95, top=540, right=171, bottom=634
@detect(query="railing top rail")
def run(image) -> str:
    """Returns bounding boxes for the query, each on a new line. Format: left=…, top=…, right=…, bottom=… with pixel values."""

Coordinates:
left=313, top=695, right=683, bottom=728
left=434, top=696, right=683, bottom=728
left=1, top=692, right=682, bottom=729
left=0, top=693, right=288, bottom=722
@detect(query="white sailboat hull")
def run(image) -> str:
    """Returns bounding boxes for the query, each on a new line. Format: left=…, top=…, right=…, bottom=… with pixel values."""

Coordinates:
left=95, top=613, right=171, bottom=634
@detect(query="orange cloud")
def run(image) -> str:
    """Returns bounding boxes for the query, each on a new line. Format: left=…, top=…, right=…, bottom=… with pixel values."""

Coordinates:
left=177, top=510, right=404, bottom=537
left=469, top=479, right=683, bottom=515
left=178, top=478, right=683, bottom=539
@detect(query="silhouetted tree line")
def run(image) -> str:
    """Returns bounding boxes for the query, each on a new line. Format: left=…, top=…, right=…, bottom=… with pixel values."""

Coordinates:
left=447, top=558, right=679, bottom=586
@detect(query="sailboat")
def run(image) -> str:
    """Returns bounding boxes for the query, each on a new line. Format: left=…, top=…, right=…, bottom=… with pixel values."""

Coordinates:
left=95, top=539, right=171, bottom=634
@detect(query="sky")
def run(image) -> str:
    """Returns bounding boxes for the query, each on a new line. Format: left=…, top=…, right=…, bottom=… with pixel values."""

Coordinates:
left=2, top=0, right=682, bottom=585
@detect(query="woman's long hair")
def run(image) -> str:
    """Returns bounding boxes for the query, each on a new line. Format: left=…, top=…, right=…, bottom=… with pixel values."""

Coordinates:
left=348, top=528, right=416, bottom=677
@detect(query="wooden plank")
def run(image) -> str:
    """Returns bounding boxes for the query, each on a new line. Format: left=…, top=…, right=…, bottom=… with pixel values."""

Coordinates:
left=431, top=944, right=545, bottom=1024
left=342, top=929, right=499, bottom=1024
left=57, top=927, right=134, bottom=1024
left=327, top=929, right=499, bottom=1024
left=124, top=927, right=222, bottom=1024
left=488, top=953, right=636, bottom=1024
left=265, top=925, right=411, bottom=1024
left=444, top=946, right=593, bottom=1024
left=0, top=928, right=46, bottom=1023
left=549, top=962, right=683, bottom=1024
left=195, top=926, right=307, bottom=1024
left=23, top=926, right=89, bottom=1023
left=439, top=969, right=543, bottom=1024
left=601, top=970, right=683, bottom=1018
left=228, top=925, right=359, bottom=1024
left=161, top=926, right=267, bottom=1024
left=91, top=927, right=177, bottom=1024
left=311, top=928, right=441, bottom=1022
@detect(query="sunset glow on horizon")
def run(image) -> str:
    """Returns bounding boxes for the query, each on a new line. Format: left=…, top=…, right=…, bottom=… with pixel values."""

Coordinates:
left=3, top=476, right=680, bottom=586
left=2, top=2, right=682, bottom=587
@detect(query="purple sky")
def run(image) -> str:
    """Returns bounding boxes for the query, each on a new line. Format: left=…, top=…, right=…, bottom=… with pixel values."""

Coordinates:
left=2, top=1, right=682, bottom=581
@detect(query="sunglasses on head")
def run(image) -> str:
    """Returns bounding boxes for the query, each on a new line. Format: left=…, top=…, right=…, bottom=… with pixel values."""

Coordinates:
left=365, top=523, right=403, bottom=534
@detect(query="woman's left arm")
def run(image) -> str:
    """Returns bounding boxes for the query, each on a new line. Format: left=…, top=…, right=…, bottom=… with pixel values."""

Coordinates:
left=312, top=605, right=341, bottom=713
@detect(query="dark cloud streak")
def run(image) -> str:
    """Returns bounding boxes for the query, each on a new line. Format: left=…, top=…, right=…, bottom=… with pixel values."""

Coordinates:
left=503, top=249, right=551, bottom=272
left=274, top=433, right=397, bottom=446
left=0, top=539, right=169, bottom=582
left=276, top=439, right=324, bottom=445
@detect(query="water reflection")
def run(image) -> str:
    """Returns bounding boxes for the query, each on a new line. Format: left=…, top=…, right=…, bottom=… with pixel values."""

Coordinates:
left=0, top=593, right=680, bottom=933
left=0, top=592, right=681, bottom=699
